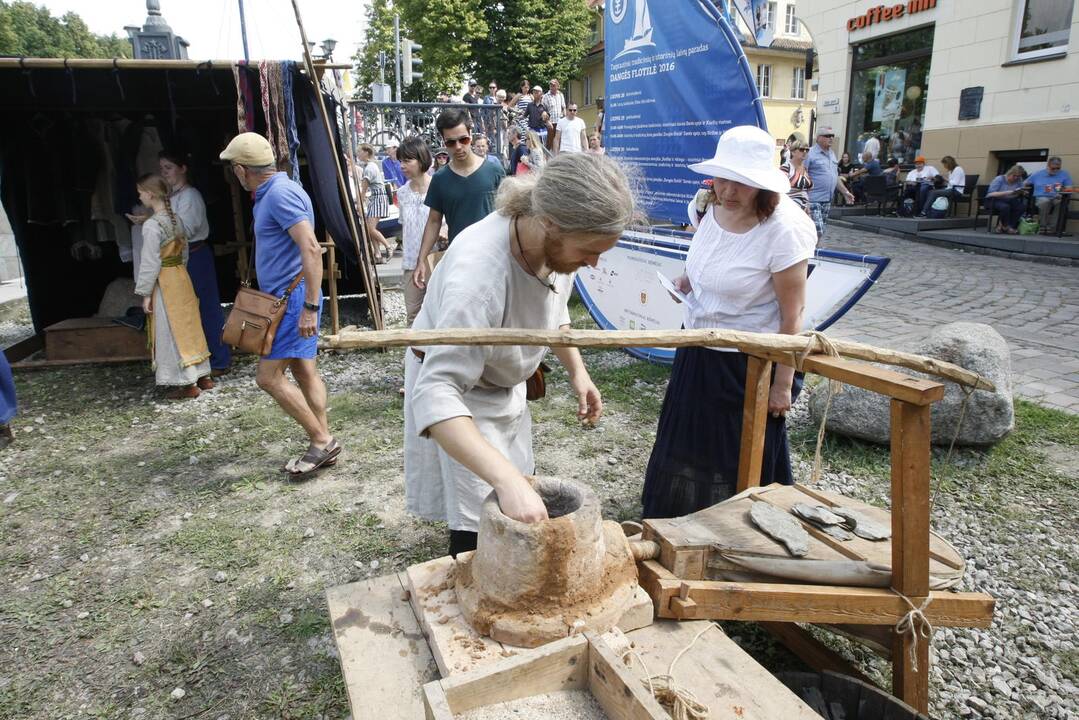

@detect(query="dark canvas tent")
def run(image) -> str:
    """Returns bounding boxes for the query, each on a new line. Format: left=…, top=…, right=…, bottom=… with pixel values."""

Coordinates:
left=0, top=58, right=377, bottom=361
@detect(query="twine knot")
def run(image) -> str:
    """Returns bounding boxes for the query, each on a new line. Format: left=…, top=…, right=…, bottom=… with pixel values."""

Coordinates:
left=894, top=592, right=934, bottom=672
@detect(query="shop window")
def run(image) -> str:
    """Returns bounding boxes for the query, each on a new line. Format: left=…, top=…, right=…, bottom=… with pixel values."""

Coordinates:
left=792, top=66, right=806, bottom=99
left=1013, top=0, right=1073, bottom=60
left=846, top=26, right=934, bottom=165
left=785, top=4, right=800, bottom=34
left=766, top=2, right=778, bottom=28
left=756, top=64, right=772, bottom=97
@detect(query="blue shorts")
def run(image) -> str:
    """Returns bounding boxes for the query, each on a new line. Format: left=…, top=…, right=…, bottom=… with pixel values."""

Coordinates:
left=265, top=280, right=322, bottom=360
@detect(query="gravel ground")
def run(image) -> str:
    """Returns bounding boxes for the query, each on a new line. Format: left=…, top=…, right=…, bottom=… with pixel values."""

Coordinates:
left=0, top=291, right=1076, bottom=719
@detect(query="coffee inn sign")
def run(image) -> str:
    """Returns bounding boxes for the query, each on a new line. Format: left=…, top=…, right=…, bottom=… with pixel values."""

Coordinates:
left=846, top=0, right=938, bottom=32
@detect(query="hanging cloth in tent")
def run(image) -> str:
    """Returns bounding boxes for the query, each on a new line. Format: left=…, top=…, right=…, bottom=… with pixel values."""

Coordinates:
left=282, top=62, right=301, bottom=182
left=232, top=63, right=255, bottom=134
left=259, top=61, right=294, bottom=175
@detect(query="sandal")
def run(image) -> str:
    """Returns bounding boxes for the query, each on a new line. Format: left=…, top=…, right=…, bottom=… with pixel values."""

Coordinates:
left=283, top=438, right=342, bottom=479
left=165, top=385, right=200, bottom=400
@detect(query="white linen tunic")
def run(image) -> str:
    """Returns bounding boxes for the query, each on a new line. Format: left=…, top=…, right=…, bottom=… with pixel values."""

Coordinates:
left=404, top=212, right=573, bottom=532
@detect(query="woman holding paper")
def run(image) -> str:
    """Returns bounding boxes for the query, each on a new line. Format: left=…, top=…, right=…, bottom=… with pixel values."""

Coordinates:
left=643, top=126, right=817, bottom=519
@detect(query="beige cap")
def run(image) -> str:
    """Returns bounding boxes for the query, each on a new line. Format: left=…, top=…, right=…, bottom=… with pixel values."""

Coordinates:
left=219, top=132, right=275, bottom=166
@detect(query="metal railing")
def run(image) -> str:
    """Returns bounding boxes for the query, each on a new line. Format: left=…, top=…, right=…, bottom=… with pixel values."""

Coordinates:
left=349, top=101, right=508, bottom=162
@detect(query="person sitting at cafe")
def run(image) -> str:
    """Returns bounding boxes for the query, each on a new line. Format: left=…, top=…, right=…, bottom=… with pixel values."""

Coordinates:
left=903, top=155, right=939, bottom=212
left=985, top=164, right=1027, bottom=235
left=1025, top=156, right=1072, bottom=234
left=919, top=155, right=966, bottom=217
left=847, top=149, right=882, bottom=202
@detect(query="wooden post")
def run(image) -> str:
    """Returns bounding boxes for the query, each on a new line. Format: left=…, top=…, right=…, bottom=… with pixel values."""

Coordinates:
left=737, top=356, right=773, bottom=491
left=290, top=0, right=384, bottom=330
left=889, top=399, right=932, bottom=714
left=324, top=236, right=340, bottom=335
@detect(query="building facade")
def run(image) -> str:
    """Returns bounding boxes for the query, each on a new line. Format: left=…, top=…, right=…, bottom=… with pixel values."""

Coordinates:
left=567, top=1, right=818, bottom=156
left=796, top=0, right=1079, bottom=181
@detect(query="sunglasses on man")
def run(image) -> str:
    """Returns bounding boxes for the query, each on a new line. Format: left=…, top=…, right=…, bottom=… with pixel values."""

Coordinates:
left=443, top=135, right=472, bottom=148
left=568, top=107, right=578, bottom=112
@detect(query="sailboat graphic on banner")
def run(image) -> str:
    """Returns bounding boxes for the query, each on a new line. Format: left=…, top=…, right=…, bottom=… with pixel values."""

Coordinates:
left=614, top=0, right=656, bottom=59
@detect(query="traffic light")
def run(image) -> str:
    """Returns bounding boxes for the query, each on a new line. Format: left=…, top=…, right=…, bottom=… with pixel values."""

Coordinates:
left=402, top=38, right=423, bottom=85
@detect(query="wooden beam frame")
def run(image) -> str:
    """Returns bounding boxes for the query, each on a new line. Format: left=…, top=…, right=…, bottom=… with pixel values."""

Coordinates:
left=737, top=356, right=773, bottom=492
left=663, top=580, right=994, bottom=628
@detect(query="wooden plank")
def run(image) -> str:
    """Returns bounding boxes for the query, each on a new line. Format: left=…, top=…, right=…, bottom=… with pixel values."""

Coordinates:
left=12, top=355, right=147, bottom=370
left=3, top=332, right=44, bottom=363
left=322, top=328, right=989, bottom=392
left=800, top=355, right=944, bottom=406
left=405, top=555, right=508, bottom=676
left=619, top=621, right=821, bottom=718
left=889, top=399, right=932, bottom=714
left=643, top=522, right=708, bottom=581
left=671, top=581, right=994, bottom=627
left=325, top=574, right=437, bottom=720
left=761, top=622, right=879, bottom=685
left=587, top=632, right=669, bottom=720
left=437, top=635, right=589, bottom=714
left=423, top=681, right=453, bottom=720
left=637, top=560, right=681, bottom=619
left=737, top=356, right=772, bottom=492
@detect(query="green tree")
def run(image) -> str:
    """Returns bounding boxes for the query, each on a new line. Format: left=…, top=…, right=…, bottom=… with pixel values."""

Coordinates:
left=470, top=0, right=594, bottom=94
left=396, top=0, right=487, bottom=99
left=0, top=1, right=132, bottom=58
left=352, top=0, right=396, bottom=100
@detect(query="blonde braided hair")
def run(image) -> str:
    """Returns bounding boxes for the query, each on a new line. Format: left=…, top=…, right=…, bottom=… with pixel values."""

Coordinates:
left=136, top=174, right=186, bottom=242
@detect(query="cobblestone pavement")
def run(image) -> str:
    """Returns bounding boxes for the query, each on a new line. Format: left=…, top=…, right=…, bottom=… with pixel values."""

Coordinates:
left=821, top=223, right=1079, bottom=414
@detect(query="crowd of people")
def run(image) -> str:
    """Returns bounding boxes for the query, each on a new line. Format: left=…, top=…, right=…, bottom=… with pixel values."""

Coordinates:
left=779, top=128, right=1072, bottom=238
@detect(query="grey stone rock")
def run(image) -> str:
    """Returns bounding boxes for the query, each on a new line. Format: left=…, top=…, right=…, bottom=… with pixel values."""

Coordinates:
left=809, top=322, right=1014, bottom=446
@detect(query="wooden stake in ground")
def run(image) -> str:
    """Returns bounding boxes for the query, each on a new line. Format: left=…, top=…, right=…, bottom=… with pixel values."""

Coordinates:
left=322, top=327, right=995, bottom=391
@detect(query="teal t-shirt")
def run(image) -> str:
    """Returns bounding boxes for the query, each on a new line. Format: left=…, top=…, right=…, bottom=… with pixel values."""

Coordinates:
left=425, top=160, right=505, bottom=242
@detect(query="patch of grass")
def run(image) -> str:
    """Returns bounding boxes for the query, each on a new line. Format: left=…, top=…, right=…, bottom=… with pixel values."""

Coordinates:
left=281, top=608, right=329, bottom=640
left=163, top=517, right=280, bottom=570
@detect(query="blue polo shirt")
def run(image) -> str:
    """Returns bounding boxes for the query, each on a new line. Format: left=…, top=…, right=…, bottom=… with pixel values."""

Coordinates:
left=382, top=156, right=406, bottom=187
left=1027, top=168, right=1073, bottom=198
left=253, top=173, right=315, bottom=296
left=806, top=144, right=838, bottom=202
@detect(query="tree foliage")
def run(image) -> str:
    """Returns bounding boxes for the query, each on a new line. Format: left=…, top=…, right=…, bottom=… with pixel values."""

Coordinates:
left=354, top=0, right=487, bottom=101
left=0, top=1, right=132, bottom=59
left=470, top=0, right=595, bottom=94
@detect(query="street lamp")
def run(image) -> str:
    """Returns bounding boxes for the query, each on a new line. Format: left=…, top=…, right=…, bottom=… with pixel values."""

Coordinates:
left=321, top=38, right=337, bottom=60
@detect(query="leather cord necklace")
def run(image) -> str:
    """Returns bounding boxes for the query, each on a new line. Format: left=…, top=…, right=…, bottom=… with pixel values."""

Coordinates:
left=513, top=216, right=556, bottom=293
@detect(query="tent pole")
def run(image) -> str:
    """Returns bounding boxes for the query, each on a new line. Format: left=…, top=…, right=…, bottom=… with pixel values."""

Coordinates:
left=289, top=0, right=384, bottom=330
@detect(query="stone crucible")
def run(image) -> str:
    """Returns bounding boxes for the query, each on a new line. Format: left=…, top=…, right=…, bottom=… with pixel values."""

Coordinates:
left=454, top=477, right=640, bottom=648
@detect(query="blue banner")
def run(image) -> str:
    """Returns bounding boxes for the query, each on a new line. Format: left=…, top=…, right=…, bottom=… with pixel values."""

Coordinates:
left=604, top=0, right=766, bottom=224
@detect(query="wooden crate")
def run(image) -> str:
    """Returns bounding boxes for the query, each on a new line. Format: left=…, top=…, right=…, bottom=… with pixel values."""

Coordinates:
left=44, top=318, right=148, bottom=362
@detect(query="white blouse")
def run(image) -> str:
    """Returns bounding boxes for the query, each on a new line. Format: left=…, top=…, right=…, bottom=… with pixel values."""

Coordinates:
left=683, top=194, right=816, bottom=343
left=397, top=181, right=431, bottom=271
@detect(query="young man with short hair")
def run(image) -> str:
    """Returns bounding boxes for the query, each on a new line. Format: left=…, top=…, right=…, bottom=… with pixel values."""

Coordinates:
left=553, top=104, right=587, bottom=155
left=412, top=109, right=506, bottom=290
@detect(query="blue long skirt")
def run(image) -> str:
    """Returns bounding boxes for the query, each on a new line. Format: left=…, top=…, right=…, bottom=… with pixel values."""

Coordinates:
left=641, top=347, right=803, bottom=520
left=0, top=351, right=16, bottom=425
left=186, top=243, right=231, bottom=371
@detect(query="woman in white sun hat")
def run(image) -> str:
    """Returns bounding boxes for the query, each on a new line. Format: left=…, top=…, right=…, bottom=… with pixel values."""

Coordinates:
left=642, top=125, right=817, bottom=519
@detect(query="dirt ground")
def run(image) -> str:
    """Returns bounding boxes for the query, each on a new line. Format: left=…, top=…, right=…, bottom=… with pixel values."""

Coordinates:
left=0, top=293, right=1076, bottom=719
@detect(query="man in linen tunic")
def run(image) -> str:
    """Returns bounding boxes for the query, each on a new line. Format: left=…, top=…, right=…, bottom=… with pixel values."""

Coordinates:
left=403, top=212, right=573, bottom=532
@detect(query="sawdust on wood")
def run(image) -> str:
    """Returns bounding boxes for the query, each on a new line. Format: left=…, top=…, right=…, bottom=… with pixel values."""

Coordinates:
left=454, top=690, right=609, bottom=720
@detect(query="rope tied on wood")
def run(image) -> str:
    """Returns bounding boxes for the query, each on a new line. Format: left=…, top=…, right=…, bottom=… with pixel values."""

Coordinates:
left=797, top=331, right=844, bottom=484
left=616, top=623, right=721, bottom=720
left=893, top=592, right=934, bottom=672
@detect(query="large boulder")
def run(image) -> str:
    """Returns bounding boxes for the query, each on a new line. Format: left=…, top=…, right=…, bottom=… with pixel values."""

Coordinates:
left=809, top=322, right=1014, bottom=446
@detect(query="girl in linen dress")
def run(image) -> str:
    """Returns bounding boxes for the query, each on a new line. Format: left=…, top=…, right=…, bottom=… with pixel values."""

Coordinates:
left=642, top=126, right=817, bottom=519
left=134, top=175, right=212, bottom=400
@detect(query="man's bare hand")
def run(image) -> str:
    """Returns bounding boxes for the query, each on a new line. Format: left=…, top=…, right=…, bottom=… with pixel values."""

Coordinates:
left=299, top=308, right=318, bottom=338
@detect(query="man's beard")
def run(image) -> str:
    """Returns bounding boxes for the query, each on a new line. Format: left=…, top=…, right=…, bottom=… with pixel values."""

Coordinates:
left=543, top=235, right=581, bottom=275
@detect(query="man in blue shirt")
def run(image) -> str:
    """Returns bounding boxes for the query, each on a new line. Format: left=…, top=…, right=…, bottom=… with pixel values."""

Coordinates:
left=1026, top=156, right=1072, bottom=233
left=804, top=126, right=854, bottom=239
left=381, top=139, right=406, bottom=189
left=219, top=133, right=340, bottom=479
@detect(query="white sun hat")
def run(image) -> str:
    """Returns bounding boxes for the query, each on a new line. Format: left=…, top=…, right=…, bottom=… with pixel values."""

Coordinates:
left=688, top=125, right=790, bottom=194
